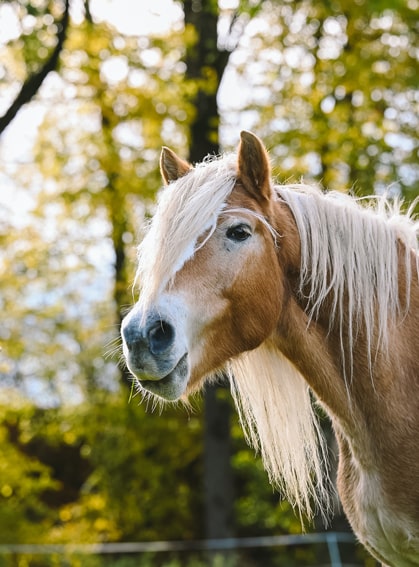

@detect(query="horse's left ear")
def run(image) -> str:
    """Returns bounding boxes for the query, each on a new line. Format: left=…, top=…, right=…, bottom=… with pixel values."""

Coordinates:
left=238, top=131, right=272, bottom=203
left=160, top=146, right=192, bottom=185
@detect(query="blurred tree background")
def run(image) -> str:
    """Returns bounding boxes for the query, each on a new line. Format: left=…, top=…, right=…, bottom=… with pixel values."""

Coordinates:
left=0, top=0, right=417, bottom=565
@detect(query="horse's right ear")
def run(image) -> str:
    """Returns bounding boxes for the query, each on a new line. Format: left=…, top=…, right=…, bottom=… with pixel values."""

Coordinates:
left=160, top=147, right=191, bottom=185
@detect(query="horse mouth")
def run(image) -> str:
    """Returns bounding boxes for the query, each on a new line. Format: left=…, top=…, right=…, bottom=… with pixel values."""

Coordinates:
left=137, top=354, right=189, bottom=401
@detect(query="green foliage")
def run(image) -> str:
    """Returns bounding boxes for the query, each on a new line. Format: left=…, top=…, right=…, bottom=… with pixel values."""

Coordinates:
left=0, top=551, right=242, bottom=567
left=0, top=0, right=64, bottom=77
left=0, top=394, right=206, bottom=543
left=34, top=16, right=194, bottom=203
left=227, top=0, right=418, bottom=197
left=0, top=391, right=327, bottom=549
left=0, top=400, right=59, bottom=544
left=0, top=198, right=118, bottom=401
left=77, top=397, right=204, bottom=542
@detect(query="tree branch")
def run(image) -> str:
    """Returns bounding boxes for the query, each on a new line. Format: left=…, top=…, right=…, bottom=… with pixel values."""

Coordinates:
left=84, top=0, right=93, bottom=24
left=0, top=0, right=70, bottom=136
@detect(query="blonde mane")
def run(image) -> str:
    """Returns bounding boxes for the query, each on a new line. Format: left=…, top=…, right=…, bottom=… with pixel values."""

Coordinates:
left=136, top=152, right=418, bottom=521
left=136, top=154, right=237, bottom=313
left=229, top=342, right=331, bottom=523
left=277, top=186, right=419, bottom=378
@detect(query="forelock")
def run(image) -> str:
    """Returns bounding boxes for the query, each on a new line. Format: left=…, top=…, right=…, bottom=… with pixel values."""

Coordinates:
left=136, top=153, right=238, bottom=311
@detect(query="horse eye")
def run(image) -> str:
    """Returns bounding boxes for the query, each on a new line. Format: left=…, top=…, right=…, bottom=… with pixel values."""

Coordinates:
left=226, top=224, right=252, bottom=242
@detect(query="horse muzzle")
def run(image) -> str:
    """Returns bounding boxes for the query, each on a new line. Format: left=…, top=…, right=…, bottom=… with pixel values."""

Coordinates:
left=121, top=302, right=190, bottom=401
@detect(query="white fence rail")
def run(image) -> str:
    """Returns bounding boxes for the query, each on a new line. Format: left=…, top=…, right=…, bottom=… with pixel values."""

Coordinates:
left=0, top=532, right=360, bottom=566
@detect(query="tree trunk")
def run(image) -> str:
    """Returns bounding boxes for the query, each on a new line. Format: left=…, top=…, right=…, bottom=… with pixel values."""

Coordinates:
left=203, top=386, right=235, bottom=539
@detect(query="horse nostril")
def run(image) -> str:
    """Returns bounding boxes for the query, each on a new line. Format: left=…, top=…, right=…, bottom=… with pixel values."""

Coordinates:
left=147, top=320, right=175, bottom=355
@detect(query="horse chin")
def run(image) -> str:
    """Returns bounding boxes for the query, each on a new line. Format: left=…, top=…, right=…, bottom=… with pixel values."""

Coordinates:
left=136, top=354, right=189, bottom=401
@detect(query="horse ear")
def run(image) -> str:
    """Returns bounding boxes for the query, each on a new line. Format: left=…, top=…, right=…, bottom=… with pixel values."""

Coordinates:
left=160, top=147, right=191, bottom=185
left=238, top=131, right=272, bottom=203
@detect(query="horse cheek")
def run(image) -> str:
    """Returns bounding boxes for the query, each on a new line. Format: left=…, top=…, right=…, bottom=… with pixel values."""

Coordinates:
left=231, top=251, right=283, bottom=351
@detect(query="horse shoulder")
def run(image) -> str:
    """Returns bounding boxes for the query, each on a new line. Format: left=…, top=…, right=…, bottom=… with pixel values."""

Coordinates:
left=335, top=428, right=419, bottom=567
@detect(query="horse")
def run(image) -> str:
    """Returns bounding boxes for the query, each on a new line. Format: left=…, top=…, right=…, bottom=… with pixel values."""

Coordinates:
left=121, top=131, right=419, bottom=566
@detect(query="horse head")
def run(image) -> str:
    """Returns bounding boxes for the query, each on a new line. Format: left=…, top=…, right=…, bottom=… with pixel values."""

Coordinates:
left=121, top=132, right=291, bottom=400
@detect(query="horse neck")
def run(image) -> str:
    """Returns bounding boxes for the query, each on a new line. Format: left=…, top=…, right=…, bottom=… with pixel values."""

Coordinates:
left=275, top=293, right=357, bottom=427
left=269, top=201, right=347, bottom=416
left=275, top=256, right=419, bottom=523
left=272, top=200, right=419, bottom=437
